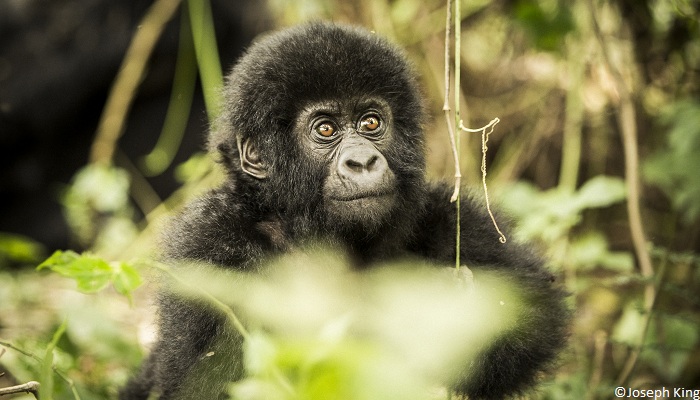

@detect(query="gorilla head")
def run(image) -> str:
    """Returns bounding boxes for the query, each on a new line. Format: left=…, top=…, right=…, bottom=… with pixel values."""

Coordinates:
left=209, top=23, right=426, bottom=235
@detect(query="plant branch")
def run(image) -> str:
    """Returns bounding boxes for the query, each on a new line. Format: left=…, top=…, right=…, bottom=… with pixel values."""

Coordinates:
left=586, top=0, right=655, bottom=385
left=0, top=381, right=40, bottom=399
left=0, top=340, right=81, bottom=400
left=558, top=45, right=585, bottom=192
left=585, top=0, right=653, bottom=282
left=90, top=0, right=183, bottom=165
left=443, top=0, right=461, bottom=203
left=141, top=7, right=198, bottom=176
left=187, top=0, right=224, bottom=121
left=453, top=0, right=462, bottom=272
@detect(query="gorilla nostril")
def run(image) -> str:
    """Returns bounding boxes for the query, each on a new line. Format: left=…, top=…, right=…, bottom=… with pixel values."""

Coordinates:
left=342, top=152, right=383, bottom=175
left=366, top=155, right=379, bottom=170
left=344, top=158, right=364, bottom=173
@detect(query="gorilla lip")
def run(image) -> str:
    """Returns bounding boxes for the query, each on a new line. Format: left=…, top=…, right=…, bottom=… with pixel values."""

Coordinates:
left=328, top=190, right=396, bottom=202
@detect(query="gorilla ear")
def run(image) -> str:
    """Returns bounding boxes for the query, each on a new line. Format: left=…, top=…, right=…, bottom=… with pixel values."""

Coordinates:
left=237, top=137, right=268, bottom=179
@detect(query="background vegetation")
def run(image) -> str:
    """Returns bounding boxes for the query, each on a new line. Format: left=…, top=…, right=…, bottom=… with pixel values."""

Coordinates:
left=1, top=0, right=698, bottom=398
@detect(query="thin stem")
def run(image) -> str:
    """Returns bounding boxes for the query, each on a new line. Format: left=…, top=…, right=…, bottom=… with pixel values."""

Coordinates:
left=0, top=340, right=81, bottom=400
left=585, top=0, right=653, bottom=283
left=0, top=381, right=40, bottom=398
left=586, top=330, right=607, bottom=400
left=453, top=0, right=462, bottom=271
left=116, top=151, right=163, bottom=225
left=615, top=258, right=666, bottom=385
left=141, top=8, right=198, bottom=176
left=558, top=44, right=585, bottom=192
left=187, top=0, right=224, bottom=122
left=90, top=0, right=183, bottom=165
left=443, top=0, right=461, bottom=203
left=586, top=0, right=656, bottom=385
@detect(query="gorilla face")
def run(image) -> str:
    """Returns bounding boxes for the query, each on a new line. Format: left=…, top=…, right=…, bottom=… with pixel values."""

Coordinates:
left=296, top=97, right=398, bottom=228
left=214, top=23, right=427, bottom=236
left=236, top=96, right=399, bottom=232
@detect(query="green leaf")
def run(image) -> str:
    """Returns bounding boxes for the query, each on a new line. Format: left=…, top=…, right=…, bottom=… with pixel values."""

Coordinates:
left=0, top=233, right=46, bottom=268
left=391, top=0, right=421, bottom=25
left=38, top=250, right=143, bottom=298
left=569, top=233, right=634, bottom=272
left=499, top=177, right=626, bottom=245
left=573, top=175, right=627, bottom=210
left=187, top=0, right=224, bottom=122
left=568, top=234, right=608, bottom=270
left=37, top=250, right=81, bottom=270
left=599, top=252, right=634, bottom=272
left=612, top=306, right=645, bottom=346
left=39, top=251, right=113, bottom=293
left=61, top=164, right=134, bottom=246
left=112, top=261, right=144, bottom=299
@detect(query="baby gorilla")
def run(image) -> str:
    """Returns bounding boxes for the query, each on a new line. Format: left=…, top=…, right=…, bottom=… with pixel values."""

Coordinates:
left=120, top=22, right=569, bottom=400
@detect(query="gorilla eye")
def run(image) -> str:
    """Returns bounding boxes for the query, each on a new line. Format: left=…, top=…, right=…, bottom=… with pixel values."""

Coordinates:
left=359, top=115, right=381, bottom=132
left=315, top=122, right=336, bottom=137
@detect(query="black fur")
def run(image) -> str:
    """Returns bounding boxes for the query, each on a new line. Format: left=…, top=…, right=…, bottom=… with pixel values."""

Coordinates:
left=120, top=22, right=569, bottom=400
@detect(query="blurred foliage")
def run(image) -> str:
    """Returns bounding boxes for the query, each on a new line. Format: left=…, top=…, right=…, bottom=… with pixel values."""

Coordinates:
left=0, top=233, right=46, bottom=269
left=168, top=248, right=520, bottom=400
left=2, top=0, right=700, bottom=398
left=513, top=0, right=574, bottom=51
left=644, top=100, right=700, bottom=225
left=37, top=251, right=142, bottom=303
left=60, top=165, right=138, bottom=255
left=500, top=175, right=627, bottom=244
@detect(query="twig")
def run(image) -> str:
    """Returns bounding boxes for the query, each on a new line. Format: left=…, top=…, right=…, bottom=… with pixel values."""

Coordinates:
left=442, top=0, right=461, bottom=203
left=587, top=330, right=607, bottom=400
left=0, top=381, right=40, bottom=399
left=453, top=0, right=462, bottom=271
left=0, top=340, right=81, bottom=399
left=186, top=0, right=224, bottom=121
left=459, top=118, right=506, bottom=243
left=116, top=150, right=163, bottom=223
left=585, top=0, right=652, bottom=286
left=585, top=0, right=655, bottom=385
left=90, top=0, right=183, bottom=165
left=141, top=7, right=197, bottom=176
left=558, top=47, right=585, bottom=192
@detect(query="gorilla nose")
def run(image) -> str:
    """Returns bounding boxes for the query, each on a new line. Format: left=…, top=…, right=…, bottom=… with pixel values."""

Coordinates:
left=338, top=147, right=388, bottom=183
left=344, top=154, right=379, bottom=173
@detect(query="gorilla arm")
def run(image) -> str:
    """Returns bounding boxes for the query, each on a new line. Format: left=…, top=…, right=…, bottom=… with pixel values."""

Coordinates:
left=408, top=182, right=570, bottom=400
left=119, top=189, right=287, bottom=400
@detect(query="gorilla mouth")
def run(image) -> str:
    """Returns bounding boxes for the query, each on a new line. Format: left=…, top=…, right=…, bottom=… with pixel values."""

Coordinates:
left=328, top=190, right=396, bottom=202
left=325, top=190, right=398, bottom=227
